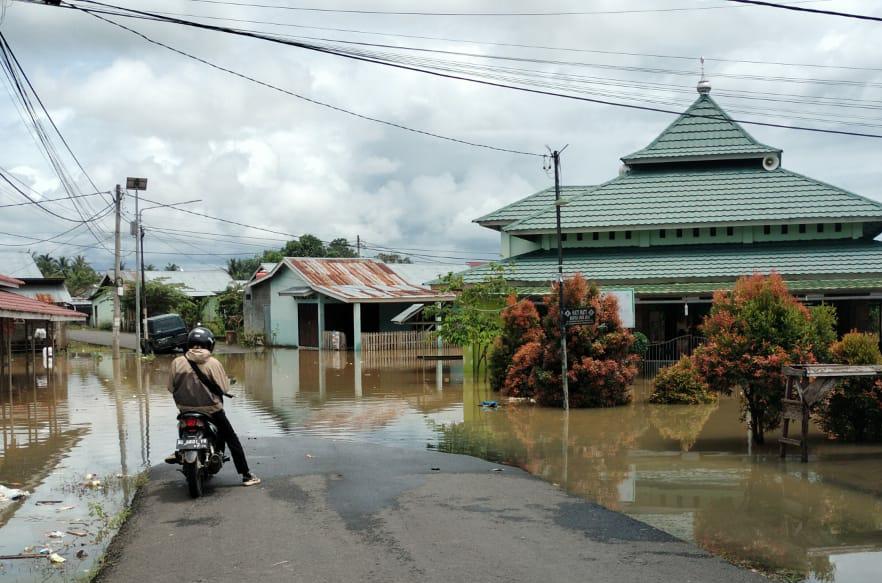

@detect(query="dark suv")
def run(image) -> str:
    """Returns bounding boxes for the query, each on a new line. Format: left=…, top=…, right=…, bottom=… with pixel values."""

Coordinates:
left=144, top=314, right=188, bottom=354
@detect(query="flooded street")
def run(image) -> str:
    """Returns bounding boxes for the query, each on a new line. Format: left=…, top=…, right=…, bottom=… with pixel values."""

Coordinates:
left=0, top=349, right=880, bottom=582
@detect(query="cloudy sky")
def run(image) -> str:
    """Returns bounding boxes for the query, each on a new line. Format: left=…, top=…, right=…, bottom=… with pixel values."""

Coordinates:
left=1, top=0, right=880, bottom=272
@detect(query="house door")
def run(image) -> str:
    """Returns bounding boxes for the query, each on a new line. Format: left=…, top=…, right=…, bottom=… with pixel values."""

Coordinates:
left=298, top=304, right=319, bottom=348
left=263, top=305, right=271, bottom=342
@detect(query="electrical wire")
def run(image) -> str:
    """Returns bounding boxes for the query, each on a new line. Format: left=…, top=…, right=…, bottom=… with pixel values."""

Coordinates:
left=727, top=0, right=882, bottom=22
left=68, top=2, right=882, bottom=140
left=0, top=189, right=109, bottom=209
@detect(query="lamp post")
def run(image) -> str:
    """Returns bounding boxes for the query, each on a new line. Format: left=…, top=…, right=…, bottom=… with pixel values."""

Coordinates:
left=136, top=198, right=202, bottom=352
left=550, top=147, right=570, bottom=411
left=126, top=178, right=148, bottom=359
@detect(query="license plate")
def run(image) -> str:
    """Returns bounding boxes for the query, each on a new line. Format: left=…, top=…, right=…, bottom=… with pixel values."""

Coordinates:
left=176, top=438, right=208, bottom=450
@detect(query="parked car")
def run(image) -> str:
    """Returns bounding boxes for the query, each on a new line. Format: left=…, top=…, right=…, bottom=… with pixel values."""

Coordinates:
left=144, top=314, right=188, bottom=354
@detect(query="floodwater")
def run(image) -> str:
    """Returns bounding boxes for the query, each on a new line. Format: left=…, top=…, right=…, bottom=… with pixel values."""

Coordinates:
left=0, top=349, right=880, bottom=582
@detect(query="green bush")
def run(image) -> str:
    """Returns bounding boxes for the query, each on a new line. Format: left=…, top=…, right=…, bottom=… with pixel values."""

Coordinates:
left=631, top=331, right=649, bottom=357
left=816, top=332, right=882, bottom=442
left=650, top=356, right=717, bottom=404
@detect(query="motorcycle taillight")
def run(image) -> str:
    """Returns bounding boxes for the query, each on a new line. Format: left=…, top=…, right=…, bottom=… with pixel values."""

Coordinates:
left=185, top=418, right=202, bottom=427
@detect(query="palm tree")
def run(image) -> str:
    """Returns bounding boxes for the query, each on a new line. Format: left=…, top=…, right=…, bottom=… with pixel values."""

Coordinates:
left=56, top=256, right=71, bottom=277
left=164, top=263, right=181, bottom=271
left=32, top=252, right=58, bottom=276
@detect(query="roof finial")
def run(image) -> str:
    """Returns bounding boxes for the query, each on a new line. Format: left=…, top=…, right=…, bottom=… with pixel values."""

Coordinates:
left=697, top=56, right=711, bottom=95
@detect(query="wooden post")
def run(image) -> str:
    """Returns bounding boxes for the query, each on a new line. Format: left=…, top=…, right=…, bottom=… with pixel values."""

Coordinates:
left=780, top=376, right=792, bottom=458
left=801, top=394, right=810, bottom=463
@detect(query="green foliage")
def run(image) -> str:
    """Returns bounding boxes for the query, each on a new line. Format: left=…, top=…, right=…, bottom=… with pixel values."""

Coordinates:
left=816, top=332, right=882, bottom=442
left=500, top=274, right=640, bottom=408
left=164, top=263, right=181, bottom=271
left=226, top=257, right=262, bottom=280
left=216, top=285, right=244, bottom=330
left=226, top=234, right=357, bottom=279
left=282, top=234, right=325, bottom=257
left=177, top=296, right=206, bottom=328
left=122, top=278, right=192, bottom=319
left=376, top=252, right=412, bottom=264
left=427, top=265, right=513, bottom=374
left=326, top=237, right=358, bottom=258
left=631, top=331, right=649, bottom=357
left=693, top=273, right=836, bottom=444
left=650, top=356, right=717, bottom=404
left=31, top=253, right=101, bottom=296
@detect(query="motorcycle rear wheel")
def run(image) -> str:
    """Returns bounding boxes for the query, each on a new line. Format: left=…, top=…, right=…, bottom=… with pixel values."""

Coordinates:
left=183, top=461, right=204, bottom=498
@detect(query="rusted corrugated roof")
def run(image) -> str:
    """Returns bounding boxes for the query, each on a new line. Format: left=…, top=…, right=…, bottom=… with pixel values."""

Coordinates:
left=0, top=290, right=88, bottom=321
left=0, top=274, right=24, bottom=288
left=285, top=258, right=455, bottom=303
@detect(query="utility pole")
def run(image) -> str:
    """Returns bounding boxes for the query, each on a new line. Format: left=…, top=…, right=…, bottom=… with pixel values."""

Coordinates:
left=356, top=235, right=361, bottom=258
left=112, top=184, right=122, bottom=358
left=552, top=149, right=570, bottom=411
left=133, top=188, right=142, bottom=358
left=140, top=225, right=148, bottom=351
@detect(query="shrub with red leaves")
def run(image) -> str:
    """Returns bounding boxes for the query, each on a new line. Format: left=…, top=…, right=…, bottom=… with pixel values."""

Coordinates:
left=499, top=274, right=640, bottom=408
left=488, top=295, right=544, bottom=390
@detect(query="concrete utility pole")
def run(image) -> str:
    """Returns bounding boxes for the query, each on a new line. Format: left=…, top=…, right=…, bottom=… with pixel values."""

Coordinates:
left=356, top=235, right=361, bottom=258
left=126, top=177, right=148, bottom=357
left=552, top=149, right=570, bottom=411
left=112, top=184, right=122, bottom=358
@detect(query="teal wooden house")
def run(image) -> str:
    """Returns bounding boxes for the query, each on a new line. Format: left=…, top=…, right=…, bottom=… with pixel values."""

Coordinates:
left=463, top=83, right=882, bottom=342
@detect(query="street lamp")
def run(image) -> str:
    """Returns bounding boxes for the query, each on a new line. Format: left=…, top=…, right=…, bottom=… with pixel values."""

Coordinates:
left=132, top=196, right=202, bottom=354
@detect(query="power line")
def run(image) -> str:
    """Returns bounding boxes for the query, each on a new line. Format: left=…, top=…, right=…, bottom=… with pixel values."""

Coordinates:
left=0, top=188, right=108, bottom=209
left=69, top=2, right=882, bottom=140
left=183, top=0, right=821, bottom=17
left=727, top=0, right=882, bottom=22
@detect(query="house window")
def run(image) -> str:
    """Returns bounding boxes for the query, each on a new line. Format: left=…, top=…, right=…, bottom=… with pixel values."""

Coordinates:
left=710, top=227, right=717, bottom=237
left=781, top=225, right=789, bottom=235
left=576, top=233, right=583, bottom=241
left=764, top=225, right=771, bottom=235
left=693, top=228, right=700, bottom=237
left=817, top=224, right=824, bottom=233
left=799, top=224, right=806, bottom=234
left=625, top=231, right=632, bottom=240
left=659, top=229, right=666, bottom=239
left=609, top=232, right=616, bottom=240
left=245, top=292, right=252, bottom=300
left=726, top=226, right=734, bottom=236
left=592, top=232, right=599, bottom=241
left=835, top=223, right=843, bottom=232
left=561, top=234, right=568, bottom=241
left=676, top=228, right=683, bottom=238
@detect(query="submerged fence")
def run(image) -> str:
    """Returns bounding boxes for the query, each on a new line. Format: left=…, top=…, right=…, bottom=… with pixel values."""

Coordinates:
left=640, top=334, right=706, bottom=378
left=321, top=330, right=457, bottom=353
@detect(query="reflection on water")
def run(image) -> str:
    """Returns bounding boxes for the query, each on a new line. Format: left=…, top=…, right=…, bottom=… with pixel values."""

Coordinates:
left=0, top=350, right=880, bottom=582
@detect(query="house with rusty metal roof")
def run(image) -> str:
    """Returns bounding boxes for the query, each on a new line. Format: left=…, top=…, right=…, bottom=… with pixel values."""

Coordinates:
left=462, top=80, right=882, bottom=343
left=244, top=258, right=454, bottom=349
left=0, top=273, right=86, bottom=355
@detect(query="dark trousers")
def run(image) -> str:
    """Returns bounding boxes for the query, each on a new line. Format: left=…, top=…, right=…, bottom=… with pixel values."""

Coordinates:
left=210, top=410, right=250, bottom=475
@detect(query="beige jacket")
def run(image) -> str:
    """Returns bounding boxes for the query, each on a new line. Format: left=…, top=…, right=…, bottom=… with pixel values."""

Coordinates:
left=167, top=348, right=230, bottom=415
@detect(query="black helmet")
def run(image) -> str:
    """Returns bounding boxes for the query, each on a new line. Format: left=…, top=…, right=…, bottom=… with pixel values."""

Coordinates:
left=187, top=326, right=215, bottom=352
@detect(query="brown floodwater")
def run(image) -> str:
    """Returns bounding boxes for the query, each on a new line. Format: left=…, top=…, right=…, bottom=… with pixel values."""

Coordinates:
left=0, top=349, right=879, bottom=582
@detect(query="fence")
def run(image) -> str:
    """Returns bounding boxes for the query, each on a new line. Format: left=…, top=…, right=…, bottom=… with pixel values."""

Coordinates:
left=640, top=334, right=706, bottom=378
left=320, top=330, right=457, bottom=353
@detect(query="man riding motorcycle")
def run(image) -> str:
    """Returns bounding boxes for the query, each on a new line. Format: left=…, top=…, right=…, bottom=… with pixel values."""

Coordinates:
left=166, top=326, right=260, bottom=487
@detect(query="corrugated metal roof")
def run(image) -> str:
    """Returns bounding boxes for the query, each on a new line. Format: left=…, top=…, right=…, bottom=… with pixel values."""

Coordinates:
left=14, top=281, right=73, bottom=304
left=622, top=94, right=778, bottom=162
left=285, top=258, right=455, bottom=303
left=503, top=167, right=882, bottom=233
left=456, top=240, right=882, bottom=286
left=0, top=251, right=43, bottom=278
left=474, top=186, right=597, bottom=226
left=0, top=290, right=87, bottom=321
left=0, top=274, right=23, bottom=288
left=386, top=264, right=461, bottom=286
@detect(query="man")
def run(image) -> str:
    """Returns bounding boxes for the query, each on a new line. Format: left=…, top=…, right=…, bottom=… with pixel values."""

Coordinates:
left=167, top=326, right=260, bottom=487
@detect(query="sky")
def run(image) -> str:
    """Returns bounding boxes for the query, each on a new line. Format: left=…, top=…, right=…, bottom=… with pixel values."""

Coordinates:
left=0, top=0, right=881, bottom=273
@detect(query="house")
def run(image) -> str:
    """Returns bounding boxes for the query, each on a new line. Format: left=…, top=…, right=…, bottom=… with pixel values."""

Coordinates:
left=460, top=81, right=882, bottom=342
left=91, top=269, right=234, bottom=329
left=0, top=251, right=75, bottom=308
left=0, top=273, right=86, bottom=354
left=244, top=258, right=455, bottom=349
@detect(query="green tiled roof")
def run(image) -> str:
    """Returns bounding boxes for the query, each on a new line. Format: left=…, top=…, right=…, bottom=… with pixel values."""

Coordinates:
left=474, top=185, right=596, bottom=225
left=622, top=95, right=779, bottom=162
left=456, top=240, right=882, bottom=287
left=502, top=167, right=882, bottom=233
left=516, top=277, right=882, bottom=297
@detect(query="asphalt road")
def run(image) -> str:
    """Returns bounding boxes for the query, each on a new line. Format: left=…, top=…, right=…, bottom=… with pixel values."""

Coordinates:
left=68, top=328, right=250, bottom=354
left=97, top=436, right=767, bottom=583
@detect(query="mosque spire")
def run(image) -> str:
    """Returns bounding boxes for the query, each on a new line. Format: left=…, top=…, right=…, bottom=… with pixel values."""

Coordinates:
left=697, top=56, right=712, bottom=95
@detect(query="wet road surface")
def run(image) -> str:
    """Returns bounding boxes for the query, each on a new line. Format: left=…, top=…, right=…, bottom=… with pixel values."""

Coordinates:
left=97, top=435, right=768, bottom=583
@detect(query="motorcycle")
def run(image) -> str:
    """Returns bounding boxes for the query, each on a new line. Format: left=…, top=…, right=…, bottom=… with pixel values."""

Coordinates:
left=175, top=412, right=225, bottom=498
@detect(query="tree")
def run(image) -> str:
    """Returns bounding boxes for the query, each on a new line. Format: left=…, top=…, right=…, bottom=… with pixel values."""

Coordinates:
left=326, top=238, right=357, bottom=258
left=815, top=332, right=882, bottom=442
left=500, top=274, right=640, bottom=408
left=488, top=294, right=542, bottom=390
left=164, top=263, right=181, bottom=271
left=693, top=273, right=836, bottom=444
left=282, top=234, right=325, bottom=257
left=226, top=257, right=261, bottom=280
left=65, top=255, right=100, bottom=296
left=32, top=253, right=57, bottom=277
left=216, top=285, right=245, bottom=331
left=144, top=263, right=156, bottom=271
left=428, top=265, right=513, bottom=375
left=376, top=253, right=412, bottom=264
left=122, top=278, right=192, bottom=318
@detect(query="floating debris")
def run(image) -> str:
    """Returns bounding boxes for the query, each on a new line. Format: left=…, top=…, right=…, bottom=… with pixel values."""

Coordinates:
left=480, top=400, right=498, bottom=408
left=66, top=530, right=88, bottom=538
left=76, top=550, right=87, bottom=559
left=48, top=553, right=65, bottom=564
left=305, top=454, right=314, bottom=459
left=46, top=531, right=64, bottom=539
left=35, top=500, right=63, bottom=506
